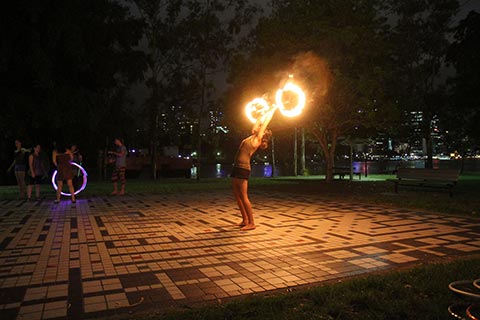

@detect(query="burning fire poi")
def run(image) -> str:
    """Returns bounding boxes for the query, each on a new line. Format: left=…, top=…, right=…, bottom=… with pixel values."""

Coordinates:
left=245, top=82, right=306, bottom=123
left=275, top=82, right=306, bottom=118
left=245, top=97, right=271, bottom=124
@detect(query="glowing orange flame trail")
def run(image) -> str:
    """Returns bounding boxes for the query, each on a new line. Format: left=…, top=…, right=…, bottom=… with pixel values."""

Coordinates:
left=245, top=98, right=270, bottom=124
left=275, top=82, right=306, bottom=118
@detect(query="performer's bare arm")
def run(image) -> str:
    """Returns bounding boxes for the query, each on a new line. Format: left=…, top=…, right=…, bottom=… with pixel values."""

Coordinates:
left=29, top=154, right=34, bottom=177
left=254, top=106, right=277, bottom=144
left=52, top=150, right=58, bottom=166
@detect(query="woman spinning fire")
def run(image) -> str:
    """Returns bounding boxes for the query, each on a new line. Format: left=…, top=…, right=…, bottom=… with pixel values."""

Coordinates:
left=231, top=105, right=276, bottom=231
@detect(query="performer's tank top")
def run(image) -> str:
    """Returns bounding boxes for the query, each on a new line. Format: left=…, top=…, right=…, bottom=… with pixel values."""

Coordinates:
left=233, top=136, right=257, bottom=170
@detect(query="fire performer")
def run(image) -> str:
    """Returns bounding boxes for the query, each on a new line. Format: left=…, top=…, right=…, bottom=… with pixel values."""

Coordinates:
left=231, top=105, right=276, bottom=231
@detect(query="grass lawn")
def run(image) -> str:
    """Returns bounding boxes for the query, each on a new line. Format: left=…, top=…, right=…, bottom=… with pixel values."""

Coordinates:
left=153, top=256, right=480, bottom=320
left=268, top=173, right=480, bottom=216
left=0, top=174, right=478, bottom=216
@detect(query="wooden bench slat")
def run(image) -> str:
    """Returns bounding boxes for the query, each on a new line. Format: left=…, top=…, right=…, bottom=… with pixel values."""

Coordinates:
left=395, top=168, right=459, bottom=181
left=389, top=168, right=459, bottom=197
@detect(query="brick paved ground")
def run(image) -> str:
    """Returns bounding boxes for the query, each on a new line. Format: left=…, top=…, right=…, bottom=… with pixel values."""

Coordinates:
left=1, top=190, right=480, bottom=319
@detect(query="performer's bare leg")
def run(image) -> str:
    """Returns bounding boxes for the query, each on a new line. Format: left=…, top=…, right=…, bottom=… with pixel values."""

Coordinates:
left=27, top=184, right=33, bottom=200
left=111, top=181, right=118, bottom=195
left=118, top=167, right=126, bottom=195
left=67, top=179, right=75, bottom=202
left=35, top=184, right=40, bottom=200
left=233, top=178, right=248, bottom=226
left=56, top=181, right=63, bottom=202
left=15, top=171, right=26, bottom=199
left=238, top=179, right=256, bottom=231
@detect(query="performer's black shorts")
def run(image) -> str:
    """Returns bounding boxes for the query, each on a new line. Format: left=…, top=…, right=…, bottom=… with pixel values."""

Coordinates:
left=230, top=167, right=250, bottom=180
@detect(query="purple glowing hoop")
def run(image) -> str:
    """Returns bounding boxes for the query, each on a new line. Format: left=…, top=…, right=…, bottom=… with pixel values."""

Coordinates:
left=51, top=162, right=88, bottom=196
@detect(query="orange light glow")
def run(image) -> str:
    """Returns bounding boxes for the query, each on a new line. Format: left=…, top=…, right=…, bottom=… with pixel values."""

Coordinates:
left=275, top=82, right=306, bottom=118
left=245, top=98, right=270, bottom=123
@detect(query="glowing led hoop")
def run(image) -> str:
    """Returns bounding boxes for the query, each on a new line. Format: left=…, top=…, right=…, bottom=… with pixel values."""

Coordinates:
left=245, top=98, right=271, bottom=123
left=275, top=82, right=306, bottom=117
left=51, top=162, right=88, bottom=196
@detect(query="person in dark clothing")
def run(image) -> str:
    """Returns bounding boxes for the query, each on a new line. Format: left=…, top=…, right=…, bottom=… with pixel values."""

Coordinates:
left=7, top=139, right=29, bottom=199
left=52, top=145, right=75, bottom=203
left=231, top=106, right=276, bottom=231
left=71, top=144, right=83, bottom=191
left=108, top=138, right=127, bottom=195
left=27, top=144, right=47, bottom=201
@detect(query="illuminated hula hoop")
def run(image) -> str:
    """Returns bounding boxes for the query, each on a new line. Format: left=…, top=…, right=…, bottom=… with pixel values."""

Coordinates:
left=275, top=82, right=306, bottom=117
left=245, top=98, right=271, bottom=123
left=51, top=162, right=88, bottom=196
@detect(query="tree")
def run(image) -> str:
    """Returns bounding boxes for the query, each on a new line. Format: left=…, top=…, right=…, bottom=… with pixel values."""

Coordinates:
left=0, top=0, right=144, bottom=174
left=387, top=0, right=459, bottom=168
left=129, top=0, right=259, bottom=179
left=128, top=0, right=186, bottom=179
left=177, top=0, right=260, bottom=179
left=446, top=10, right=480, bottom=156
left=227, top=0, right=392, bottom=181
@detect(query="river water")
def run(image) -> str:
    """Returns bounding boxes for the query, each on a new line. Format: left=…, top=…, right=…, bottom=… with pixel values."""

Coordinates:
left=196, top=159, right=480, bottom=179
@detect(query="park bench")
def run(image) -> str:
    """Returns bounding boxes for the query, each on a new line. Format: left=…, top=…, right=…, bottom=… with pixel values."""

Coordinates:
left=333, top=166, right=362, bottom=180
left=387, top=167, right=460, bottom=197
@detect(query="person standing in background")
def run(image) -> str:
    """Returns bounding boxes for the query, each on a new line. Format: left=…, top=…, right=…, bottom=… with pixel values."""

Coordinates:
left=7, top=139, right=29, bottom=199
left=27, top=144, right=47, bottom=201
left=71, top=144, right=83, bottom=191
left=52, top=145, right=75, bottom=203
left=109, top=138, right=127, bottom=195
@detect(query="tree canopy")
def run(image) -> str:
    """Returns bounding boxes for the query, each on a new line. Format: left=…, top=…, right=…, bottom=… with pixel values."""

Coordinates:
left=226, top=0, right=393, bottom=181
left=129, top=0, right=259, bottom=178
left=386, top=0, right=459, bottom=167
left=446, top=10, right=480, bottom=154
left=1, top=0, right=477, bottom=184
left=0, top=0, right=145, bottom=160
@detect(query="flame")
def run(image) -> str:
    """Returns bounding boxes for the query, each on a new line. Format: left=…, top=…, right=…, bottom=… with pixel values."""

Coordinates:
left=275, top=82, right=306, bottom=117
left=245, top=98, right=270, bottom=123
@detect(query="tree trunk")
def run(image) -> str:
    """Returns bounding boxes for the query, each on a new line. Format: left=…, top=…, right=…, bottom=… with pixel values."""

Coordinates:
left=301, top=127, right=306, bottom=175
left=325, top=149, right=335, bottom=182
left=196, top=64, right=207, bottom=181
left=311, top=127, right=338, bottom=182
left=148, top=59, right=159, bottom=180
left=150, top=108, right=158, bottom=180
left=271, top=136, right=276, bottom=177
left=425, top=133, right=433, bottom=169
left=423, top=117, right=433, bottom=169
left=151, top=139, right=157, bottom=179
left=294, top=127, right=297, bottom=176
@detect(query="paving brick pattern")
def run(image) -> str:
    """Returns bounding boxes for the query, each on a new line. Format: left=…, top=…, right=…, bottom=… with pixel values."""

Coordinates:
left=0, top=190, right=479, bottom=319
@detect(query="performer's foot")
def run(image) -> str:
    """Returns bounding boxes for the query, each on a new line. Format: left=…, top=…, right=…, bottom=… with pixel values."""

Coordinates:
left=118, top=191, right=125, bottom=196
left=237, top=221, right=247, bottom=227
left=110, top=191, right=117, bottom=195
left=241, top=224, right=256, bottom=231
